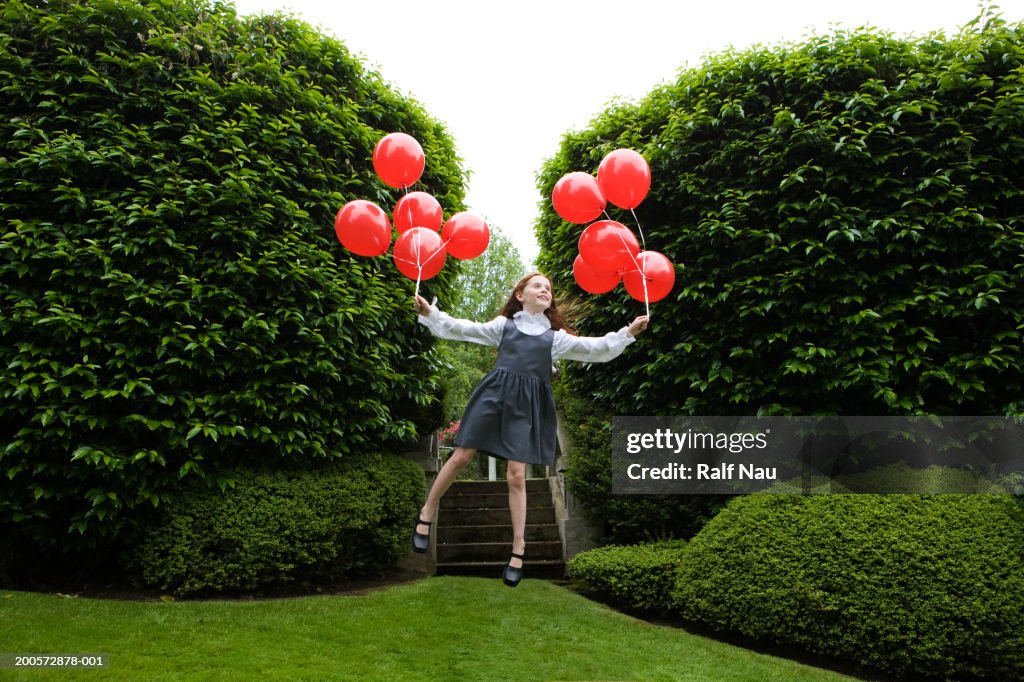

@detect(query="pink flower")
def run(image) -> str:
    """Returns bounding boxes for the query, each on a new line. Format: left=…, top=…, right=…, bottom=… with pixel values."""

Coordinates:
left=439, top=419, right=460, bottom=446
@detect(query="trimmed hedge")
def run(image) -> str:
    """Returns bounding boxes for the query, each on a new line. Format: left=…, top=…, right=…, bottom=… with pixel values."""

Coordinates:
left=537, top=13, right=1024, bottom=551
left=0, top=0, right=462, bottom=551
left=567, top=539, right=687, bottom=614
left=537, top=18, right=1024, bottom=418
left=672, top=493, right=1024, bottom=680
left=126, top=454, right=423, bottom=597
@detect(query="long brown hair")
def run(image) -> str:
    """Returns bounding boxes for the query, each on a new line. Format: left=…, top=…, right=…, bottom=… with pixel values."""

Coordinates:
left=499, top=272, right=574, bottom=333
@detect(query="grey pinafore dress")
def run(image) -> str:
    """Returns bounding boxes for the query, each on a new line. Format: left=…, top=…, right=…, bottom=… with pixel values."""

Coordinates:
left=453, top=317, right=557, bottom=465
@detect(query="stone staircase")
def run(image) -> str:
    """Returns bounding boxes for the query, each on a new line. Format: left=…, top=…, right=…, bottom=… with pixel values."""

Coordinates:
left=435, top=478, right=565, bottom=578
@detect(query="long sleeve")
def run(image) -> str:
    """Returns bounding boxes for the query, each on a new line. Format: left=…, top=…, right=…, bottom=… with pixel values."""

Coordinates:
left=552, top=327, right=635, bottom=363
left=417, top=309, right=506, bottom=347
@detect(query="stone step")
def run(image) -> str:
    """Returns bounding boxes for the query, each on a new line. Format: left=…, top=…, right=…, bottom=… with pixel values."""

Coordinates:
left=439, top=523, right=560, bottom=544
left=442, top=492, right=553, bottom=510
left=433, top=478, right=564, bottom=579
left=439, top=506, right=555, bottom=526
left=447, top=478, right=550, bottom=494
left=437, top=540, right=564, bottom=563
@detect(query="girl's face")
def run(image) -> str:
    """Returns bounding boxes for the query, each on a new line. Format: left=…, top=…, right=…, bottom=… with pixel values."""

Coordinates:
left=516, top=275, right=552, bottom=314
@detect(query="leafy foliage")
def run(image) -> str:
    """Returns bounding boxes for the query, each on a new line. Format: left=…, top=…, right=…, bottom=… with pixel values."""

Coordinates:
left=0, top=0, right=464, bottom=551
left=567, top=539, right=687, bottom=613
left=126, top=454, right=423, bottom=597
left=536, top=15, right=1024, bottom=543
left=672, top=491, right=1024, bottom=680
left=537, top=17, right=1024, bottom=418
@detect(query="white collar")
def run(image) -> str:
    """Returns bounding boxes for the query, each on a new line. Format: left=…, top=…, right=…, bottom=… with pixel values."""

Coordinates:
left=513, top=310, right=552, bottom=329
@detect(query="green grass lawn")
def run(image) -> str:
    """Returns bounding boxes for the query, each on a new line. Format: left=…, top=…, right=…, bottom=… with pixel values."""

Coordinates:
left=1, top=576, right=863, bottom=681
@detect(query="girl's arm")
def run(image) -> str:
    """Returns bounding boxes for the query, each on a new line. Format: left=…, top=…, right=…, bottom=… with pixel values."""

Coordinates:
left=414, top=295, right=504, bottom=347
left=552, top=315, right=649, bottom=363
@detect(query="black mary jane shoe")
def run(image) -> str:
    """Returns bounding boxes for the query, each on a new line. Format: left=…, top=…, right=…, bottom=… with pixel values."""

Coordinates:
left=502, top=551, right=526, bottom=587
left=411, top=516, right=432, bottom=554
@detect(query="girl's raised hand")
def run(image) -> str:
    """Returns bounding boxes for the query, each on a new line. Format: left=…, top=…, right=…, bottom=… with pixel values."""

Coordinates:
left=413, top=295, right=434, bottom=317
left=627, top=315, right=650, bottom=337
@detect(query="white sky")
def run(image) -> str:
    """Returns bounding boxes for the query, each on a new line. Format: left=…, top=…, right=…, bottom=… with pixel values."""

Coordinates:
left=232, top=0, right=1023, bottom=266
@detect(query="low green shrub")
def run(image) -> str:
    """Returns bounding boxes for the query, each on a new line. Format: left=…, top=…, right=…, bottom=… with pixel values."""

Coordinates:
left=672, top=492, right=1024, bottom=680
left=127, top=454, right=423, bottom=597
left=568, top=539, right=687, bottom=614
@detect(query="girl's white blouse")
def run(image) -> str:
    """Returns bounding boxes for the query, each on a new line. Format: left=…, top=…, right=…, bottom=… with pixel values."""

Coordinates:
left=417, top=308, right=635, bottom=363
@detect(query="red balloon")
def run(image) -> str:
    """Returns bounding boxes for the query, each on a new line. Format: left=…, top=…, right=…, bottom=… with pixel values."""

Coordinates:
left=552, top=172, right=606, bottom=224
left=578, top=220, right=640, bottom=272
left=334, top=200, right=391, bottom=257
left=597, top=149, right=651, bottom=209
left=393, top=227, right=446, bottom=280
left=573, top=254, right=621, bottom=294
left=441, top=212, right=490, bottom=260
left=623, top=251, right=675, bottom=303
left=394, top=191, right=443, bottom=233
left=373, top=133, right=425, bottom=188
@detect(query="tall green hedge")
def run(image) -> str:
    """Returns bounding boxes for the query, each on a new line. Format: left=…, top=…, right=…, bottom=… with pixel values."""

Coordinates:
left=537, top=17, right=1024, bottom=418
left=0, top=0, right=463, bottom=551
left=537, top=17, right=1024, bottom=540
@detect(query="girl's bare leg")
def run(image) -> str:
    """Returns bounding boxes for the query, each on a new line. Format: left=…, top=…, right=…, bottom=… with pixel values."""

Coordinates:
left=506, top=460, right=527, bottom=568
left=417, top=446, right=475, bottom=536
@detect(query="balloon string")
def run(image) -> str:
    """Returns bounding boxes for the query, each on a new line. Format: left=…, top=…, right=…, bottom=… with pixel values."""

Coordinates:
left=630, top=207, right=648, bottom=252
left=616, top=231, right=650, bottom=319
left=413, top=238, right=450, bottom=299
left=414, top=226, right=422, bottom=299
left=420, top=238, right=450, bottom=268
left=404, top=185, right=415, bottom=234
left=601, top=206, right=651, bottom=316
left=395, top=241, right=448, bottom=268
left=639, top=257, right=650, bottom=319
left=628, top=208, right=650, bottom=317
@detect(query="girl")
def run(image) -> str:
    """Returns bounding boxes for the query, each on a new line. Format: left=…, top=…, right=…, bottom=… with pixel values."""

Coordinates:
left=411, top=273, right=649, bottom=587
